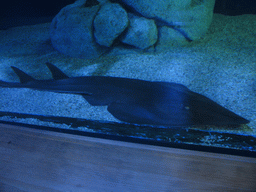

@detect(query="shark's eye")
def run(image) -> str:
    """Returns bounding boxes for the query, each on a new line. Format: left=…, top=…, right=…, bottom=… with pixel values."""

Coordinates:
left=185, top=106, right=190, bottom=110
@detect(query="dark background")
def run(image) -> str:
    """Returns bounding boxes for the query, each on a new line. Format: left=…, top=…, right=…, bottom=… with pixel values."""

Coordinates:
left=0, top=0, right=255, bottom=29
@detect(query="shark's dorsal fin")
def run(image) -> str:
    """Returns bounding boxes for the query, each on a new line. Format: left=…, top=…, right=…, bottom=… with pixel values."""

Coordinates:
left=11, top=66, right=35, bottom=83
left=46, top=62, right=69, bottom=80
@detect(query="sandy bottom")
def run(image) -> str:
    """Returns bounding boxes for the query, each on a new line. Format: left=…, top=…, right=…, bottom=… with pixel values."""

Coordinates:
left=0, top=14, right=255, bottom=135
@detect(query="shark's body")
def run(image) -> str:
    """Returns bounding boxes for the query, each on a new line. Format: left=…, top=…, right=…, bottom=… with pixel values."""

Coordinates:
left=0, top=62, right=249, bottom=126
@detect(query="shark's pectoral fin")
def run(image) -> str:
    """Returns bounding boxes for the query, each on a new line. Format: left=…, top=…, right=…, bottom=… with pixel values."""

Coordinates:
left=107, top=102, right=163, bottom=125
left=82, top=94, right=115, bottom=106
left=107, top=101, right=193, bottom=126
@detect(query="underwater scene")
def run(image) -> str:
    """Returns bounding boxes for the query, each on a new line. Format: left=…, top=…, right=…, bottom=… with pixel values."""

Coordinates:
left=0, top=0, right=255, bottom=153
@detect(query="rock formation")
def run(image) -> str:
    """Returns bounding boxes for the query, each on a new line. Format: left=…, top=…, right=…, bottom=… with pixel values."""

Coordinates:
left=50, top=0, right=216, bottom=59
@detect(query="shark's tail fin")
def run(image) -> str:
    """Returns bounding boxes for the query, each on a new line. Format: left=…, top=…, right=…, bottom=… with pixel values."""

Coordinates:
left=45, top=62, right=69, bottom=80
left=0, top=79, right=26, bottom=88
left=0, top=80, right=10, bottom=87
left=11, top=66, right=35, bottom=83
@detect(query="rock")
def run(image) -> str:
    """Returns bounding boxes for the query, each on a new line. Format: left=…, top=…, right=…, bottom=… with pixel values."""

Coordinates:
left=50, top=0, right=108, bottom=59
left=184, top=0, right=216, bottom=40
left=115, top=0, right=216, bottom=42
left=94, top=3, right=129, bottom=47
left=156, top=26, right=189, bottom=50
left=115, top=0, right=192, bottom=25
left=121, top=14, right=158, bottom=49
left=50, top=0, right=216, bottom=57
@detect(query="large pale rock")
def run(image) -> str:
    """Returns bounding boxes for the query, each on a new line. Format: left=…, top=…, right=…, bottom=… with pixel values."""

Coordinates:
left=50, top=0, right=216, bottom=57
left=157, top=26, right=189, bottom=49
left=121, top=14, right=158, bottom=49
left=50, top=0, right=108, bottom=59
left=94, top=3, right=129, bottom=47
left=117, top=0, right=191, bottom=24
left=116, top=0, right=216, bottom=42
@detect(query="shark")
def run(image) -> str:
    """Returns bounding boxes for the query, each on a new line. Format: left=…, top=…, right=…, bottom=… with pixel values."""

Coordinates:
left=0, top=62, right=249, bottom=126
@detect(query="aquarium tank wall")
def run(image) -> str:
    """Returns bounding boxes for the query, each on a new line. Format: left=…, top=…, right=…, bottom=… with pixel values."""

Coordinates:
left=0, top=0, right=255, bottom=154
